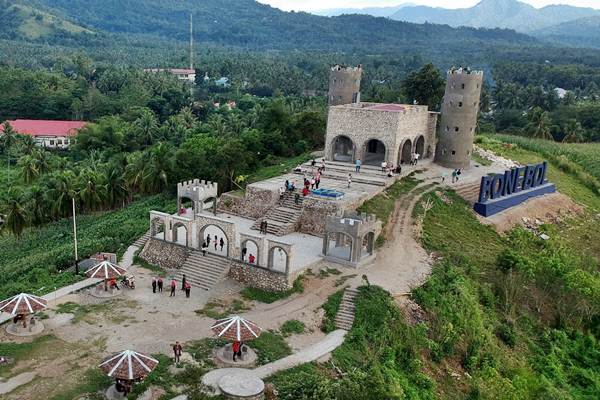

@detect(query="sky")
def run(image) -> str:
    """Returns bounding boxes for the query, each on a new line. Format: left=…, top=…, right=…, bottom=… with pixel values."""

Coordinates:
left=257, top=0, right=600, bottom=11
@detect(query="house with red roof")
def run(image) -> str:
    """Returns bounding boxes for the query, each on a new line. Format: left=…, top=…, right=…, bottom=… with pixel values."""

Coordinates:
left=0, top=119, right=88, bottom=149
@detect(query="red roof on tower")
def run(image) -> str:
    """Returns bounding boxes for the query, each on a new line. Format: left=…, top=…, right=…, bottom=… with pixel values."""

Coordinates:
left=0, top=120, right=88, bottom=137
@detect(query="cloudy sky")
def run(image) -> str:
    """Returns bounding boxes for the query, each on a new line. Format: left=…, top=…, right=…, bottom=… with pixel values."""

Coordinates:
left=258, top=0, right=600, bottom=11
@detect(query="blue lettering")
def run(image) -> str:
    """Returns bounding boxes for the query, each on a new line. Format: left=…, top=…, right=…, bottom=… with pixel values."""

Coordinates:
left=523, top=166, right=535, bottom=190
left=540, top=161, right=548, bottom=184
left=491, top=174, right=505, bottom=199
left=478, top=176, right=492, bottom=203
left=503, top=169, right=518, bottom=196
left=533, top=163, right=545, bottom=186
left=513, top=167, right=525, bottom=193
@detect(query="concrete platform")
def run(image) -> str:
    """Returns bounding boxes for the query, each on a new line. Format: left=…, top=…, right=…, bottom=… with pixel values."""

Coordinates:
left=214, top=344, right=258, bottom=368
left=5, top=321, right=45, bottom=337
left=219, top=373, right=264, bottom=399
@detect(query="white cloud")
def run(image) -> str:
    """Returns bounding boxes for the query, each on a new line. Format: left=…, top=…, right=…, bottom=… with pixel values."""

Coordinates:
left=258, top=0, right=600, bottom=12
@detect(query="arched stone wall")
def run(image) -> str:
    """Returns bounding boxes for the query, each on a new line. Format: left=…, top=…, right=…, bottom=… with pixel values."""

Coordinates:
left=331, top=135, right=356, bottom=162
left=361, top=138, right=387, bottom=166
left=267, top=240, right=293, bottom=275
left=399, top=139, right=413, bottom=164
left=240, top=233, right=265, bottom=267
left=195, top=215, right=237, bottom=258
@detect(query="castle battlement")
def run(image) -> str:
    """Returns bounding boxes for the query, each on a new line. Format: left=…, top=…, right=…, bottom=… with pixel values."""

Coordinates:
left=331, top=64, right=362, bottom=72
left=178, top=179, right=218, bottom=192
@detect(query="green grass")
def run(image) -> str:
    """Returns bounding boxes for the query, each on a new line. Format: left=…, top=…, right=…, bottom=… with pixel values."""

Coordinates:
left=321, top=288, right=345, bottom=333
left=241, top=275, right=304, bottom=303
left=49, top=368, right=112, bottom=400
left=245, top=153, right=312, bottom=184
left=280, top=319, right=305, bottom=336
left=194, top=299, right=249, bottom=319
left=0, top=194, right=176, bottom=298
left=186, top=338, right=228, bottom=368
left=0, top=335, right=56, bottom=377
left=251, top=330, right=292, bottom=365
left=472, top=150, right=493, bottom=166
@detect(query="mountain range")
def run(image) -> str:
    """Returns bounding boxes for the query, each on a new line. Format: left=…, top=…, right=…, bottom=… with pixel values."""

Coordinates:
left=311, top=0, right=600, bottom=47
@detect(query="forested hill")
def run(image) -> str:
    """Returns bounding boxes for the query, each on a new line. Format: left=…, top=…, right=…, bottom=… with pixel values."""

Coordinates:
left=19, top=0, right=534, bottom=52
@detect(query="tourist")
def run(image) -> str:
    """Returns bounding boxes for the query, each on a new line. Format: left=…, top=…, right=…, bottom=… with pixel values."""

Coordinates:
left=310, top=177, right=315, bottom=189
left=206, top=234, right=211, bottom=246
left=414, top=152, right=420, bottom=165
left=279, top=186, right=285, bottom=202
left=355, top=158, right=361, bottom=173
left=214, top=238, right=218, bottom=250
left=152, top=278, right=157, bottom=293
left=184, top=281, right=191, bottom=298
left=302, top=186, right=309, bottom=196
left=170, top=279, right=176, bottom=297
left=347, top=173, right=352, bottom=188
left=202, top=241, right=208, bottom=256
left=387, top=168, right=393, bottom=178
left=315, top=177, right=320, bottom=189
left=321, top=158, right=326, bottom=172
left=284, top=180, right=290, bottom=191
left=294, top=164, right=302, bottom=173
left=249, top=254, right=255, bottom=264
left=181, top=274, right=186, bottom=290
left=294, top=192, right=300, bottom=205
left=219, top=237, right=225, bottom=251
left=381, top=160, right=387, bottom=173
left=457, top=169, right=462, bottom=181
left=241, top=247, right=247, bottom=260
left=451, top=169, right=457, bottom=183
left=157, top=277, right=163, bottom=292
left=173, top=341, right=183, bottom=364
left=263, top=221, right=268, bottom=235
left=441, top=171, right=448, bottom=183
left=232, top=340, right=241, bottom=362
left=395, top=164, right=402, bottom=174
left=311, top=158, right=316, bottom=167
left=289, top=181, right=296, bottom=192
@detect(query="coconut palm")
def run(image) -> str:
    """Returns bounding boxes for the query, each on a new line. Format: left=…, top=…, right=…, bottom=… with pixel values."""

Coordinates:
left=28, top=185, right=48, bottom=225
left=1, top=121, right=18, bottom=154
left=562, top=120, right=585, bottom=143
left=133, top=109, right=159, bottom=146
left=18, top=155, right=40, bottom=183
left=103, top=162, right=127, bottom=208
left=78, top=168, right=108, bottom=211
left=33, top=149, right=52, bottom=175
left=47, top=171, right=77, bottom=219
left=143, top=144, right=173, bottom=193
left=0, top=188, right=30, bottom=237
left=527, top=107, right=553, bottom=141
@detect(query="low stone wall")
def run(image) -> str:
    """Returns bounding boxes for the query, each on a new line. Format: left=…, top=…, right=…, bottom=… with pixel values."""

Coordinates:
left=219, top=186, right=278, bottom=219
left=298, top=198, right=342, bottom=237
left=140, top=238, right=189, bottom=270
left=228, top=261, right=291, bottom=292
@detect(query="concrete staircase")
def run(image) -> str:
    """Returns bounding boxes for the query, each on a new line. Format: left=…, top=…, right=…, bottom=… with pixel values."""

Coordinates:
left=179, top=251, right=231, bottom=291
left=334, top=288, right=359, bottom=330
left=297, top=160, right=388, bottom=186
left=133, top=229, right=152, bottom=248
left=454, top=182, right=480, bottom=205
left=251, top=192, right=303, bottom=236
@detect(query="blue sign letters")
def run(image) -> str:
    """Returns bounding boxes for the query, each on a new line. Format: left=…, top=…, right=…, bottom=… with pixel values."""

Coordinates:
left=474, top=162, right=556, bottom=217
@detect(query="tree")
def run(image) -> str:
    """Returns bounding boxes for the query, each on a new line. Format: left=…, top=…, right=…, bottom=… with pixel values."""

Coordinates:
left=400, top=63, right=445, bottom=111
left=133, top=108, right=159, bottom=147
left=1, top=121, right=18, bottom=156
left=562, top=120, right=585, bottom=143
left=18, top=155, right=40, bottom=183
left=527, top=107, right=553, bottom=141
left=0, top=188, right=30, bottom=237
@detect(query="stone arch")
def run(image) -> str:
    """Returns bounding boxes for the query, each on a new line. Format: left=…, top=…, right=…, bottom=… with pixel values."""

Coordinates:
left=199, top=224, right=230, bottom=257
left=178, top=196, right=194, bottom=216
left=151, top=217, right=166, bottom=240
left=269, top=246, right=289, bottom=273
left=361, top=232, right=375, bottom=258
left=331, top=135, right=355, bottom=162
left=362, top=139, right=386, bottom=166
left=415, top=136, right=425, bottom=159
left=399, top=139, right=412, bottom=164
left=203, top=196, right=218, bottom=213
left=172, top=222, right=188, bottom=246
left=325, top=232, right=354, bottom=261
left=241, top=238, right=260, bottom=265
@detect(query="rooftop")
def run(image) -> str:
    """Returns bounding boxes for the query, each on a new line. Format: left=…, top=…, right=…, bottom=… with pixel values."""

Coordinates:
left=1, top=120, right=88, bottom=137
left=333, top=102, right=428, bottom=113
left=144, top=68, right=195, bottom=74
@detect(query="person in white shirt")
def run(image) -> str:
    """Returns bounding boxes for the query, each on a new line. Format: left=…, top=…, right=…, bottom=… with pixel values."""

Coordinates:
left=381, top=161, right=387, bottom=173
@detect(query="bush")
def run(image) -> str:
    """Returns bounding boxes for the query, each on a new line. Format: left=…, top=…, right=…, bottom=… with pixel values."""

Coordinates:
left=280, top=319, right=305, bottom=336
left=321, top=288, right=344, bottom=333
left=241, top=276, right=304, bottom=303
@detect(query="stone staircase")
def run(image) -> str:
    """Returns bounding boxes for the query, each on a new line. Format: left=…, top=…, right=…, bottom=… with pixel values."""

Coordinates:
left=334, top=288, right=359, bottom=330
left=179, top=251, right=231, bottom=291
left=297, top=160, right=388, bottom=186
left=454, top=182, right=480, bottom=205
left=250, top=192, right=303, bottom=236
left=133, top=229, right=152, bottom=248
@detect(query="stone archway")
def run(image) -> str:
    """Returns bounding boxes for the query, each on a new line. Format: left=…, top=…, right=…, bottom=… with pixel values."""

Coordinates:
left=172, top=222, right=188, bottom=246
left=363, top=139, right=386, bottom=166
left=415, top=136, right=425, bottom=159
left=326, top=232, right=354, bottom=261
left=331, top=135, right=355, bottom=162
left=400, top=139, right=412, bottom=164
left=199, top=224, right=230, bottom=257
left=151, top=217, right=166, bottom=240
left=269, top=246, right=289, bottom=273
left=241, top=239, right=260, bottom=264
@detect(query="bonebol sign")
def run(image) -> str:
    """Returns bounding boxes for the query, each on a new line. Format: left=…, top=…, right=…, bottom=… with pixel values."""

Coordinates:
left=474, top=161, right=556, bottom=217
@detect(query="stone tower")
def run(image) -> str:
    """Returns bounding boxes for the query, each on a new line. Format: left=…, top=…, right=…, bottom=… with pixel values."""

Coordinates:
left=328, top=65, right=362, bottom=106
left=434, top=68, right=483, bottom=169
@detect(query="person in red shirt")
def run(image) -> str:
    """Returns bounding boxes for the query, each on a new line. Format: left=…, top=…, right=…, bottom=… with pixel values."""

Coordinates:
left=170, top=279, right=176, bottom=297
left=249, top=254, right=255, bottom=264
left=184, top=281, right=191, bottom=298
left=232, top=341, right=241, bottom=361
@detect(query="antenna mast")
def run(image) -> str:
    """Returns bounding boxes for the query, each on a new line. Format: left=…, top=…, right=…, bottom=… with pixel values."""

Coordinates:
left=189, top=13, right=194, bottom=70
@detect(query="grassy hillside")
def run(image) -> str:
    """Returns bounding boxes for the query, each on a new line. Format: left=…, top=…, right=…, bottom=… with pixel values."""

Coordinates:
left=0, top=0, right=93, bottom=41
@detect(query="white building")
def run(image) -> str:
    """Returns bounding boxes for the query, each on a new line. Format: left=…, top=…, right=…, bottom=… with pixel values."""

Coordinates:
left=144, top=68, right=196, bottom=84
left=0, top=119, right=88, bottom=149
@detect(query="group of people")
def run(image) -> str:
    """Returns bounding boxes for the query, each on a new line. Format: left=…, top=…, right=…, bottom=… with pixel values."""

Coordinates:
left=241, top=247, right=256, bottom=264
left=151, top=275, right=191, bottom=298
left=201, top=234, right=225, bottom=254
left=380, top=161, right=400, bottom=178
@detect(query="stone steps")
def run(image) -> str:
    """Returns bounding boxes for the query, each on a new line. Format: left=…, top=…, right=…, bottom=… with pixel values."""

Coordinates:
left=179, top=251, right=230, bottom=291
left=294, top=169, right=386, bottom=186
left=133, top=229, right=152, bottom=248
left=251, top=193, right=303, bottom=236
left=334, top=288, right=360, bottom=331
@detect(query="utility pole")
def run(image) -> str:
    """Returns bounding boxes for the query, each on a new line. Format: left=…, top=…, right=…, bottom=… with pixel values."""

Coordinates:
left=72, top=198, right=79, bottom=275
left=189, top=13, right=194, bottom=70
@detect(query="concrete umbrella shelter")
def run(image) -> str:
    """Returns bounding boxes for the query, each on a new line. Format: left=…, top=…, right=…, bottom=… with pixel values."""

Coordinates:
left=99, top=350, right=159, bottom=398
left=0, top=293, right=47, bottom=335
left=211, top=315, right=262, bottom=366
left=86, top=260, right=127, bottom=291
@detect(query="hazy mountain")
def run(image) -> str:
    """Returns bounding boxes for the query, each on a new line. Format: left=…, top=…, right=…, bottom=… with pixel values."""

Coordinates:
left=534, top=15, right=600, bottom=48
left=314, top=3, right=415, bottom=17
left=5, top=0, right=534, bottom=54
left=390, top=0, right=600, bottom=33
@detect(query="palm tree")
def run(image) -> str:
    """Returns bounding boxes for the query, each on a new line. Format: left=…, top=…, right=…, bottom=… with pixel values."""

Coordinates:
left=103, top=162, right=127, bottom=208
left=33, top=149, right=52, bottom=175
left=18, top=135, right=37, bottom=155
left=133, top=109, right=159, bottom=146
left=124, top=152, right=147, bottom=196
left=78, top=168, right=107, bottom=212
left=18, top=154, right=40, bottom=183
left=527, top=107, right=553, bottom=141
left=143, top=143, right=173, bottom=193
left=28, top=185, right=47, bottom=225
left=0, top=188, right=30, bottom=237
left=1, top=121, right=19, bottom=153
left=47, top=171, right=77, bottom=219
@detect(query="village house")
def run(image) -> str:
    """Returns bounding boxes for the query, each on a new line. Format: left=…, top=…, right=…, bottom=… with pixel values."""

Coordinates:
left=0, top=119, right=88, bottom=149
left=143, top=68, right=197, bottom=84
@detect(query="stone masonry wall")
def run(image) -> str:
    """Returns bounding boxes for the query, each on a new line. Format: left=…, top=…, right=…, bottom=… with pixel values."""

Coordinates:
left=218, top=186, right=278, bottom=219
left=140, top=238, right=189, bottom=270
left=298, top=197, right=342, bottom=237
left=228, top=260, right=291, bottom=292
